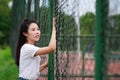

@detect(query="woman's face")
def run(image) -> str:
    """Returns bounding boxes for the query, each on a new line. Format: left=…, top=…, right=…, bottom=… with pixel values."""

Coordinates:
left=24, top=23, right=40, bottom=44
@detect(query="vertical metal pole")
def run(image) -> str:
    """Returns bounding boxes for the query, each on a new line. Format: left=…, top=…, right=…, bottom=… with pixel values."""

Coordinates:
left=26, top=0, right=32, bottom=18
left=48, top=0, right=54, bottom=80
left=34, top=0, right=39, bottom=21
left=20, top=0, right=26, bottom=19
left=95, top=0, right=109, bottom=80
left=95, top=0, right=104, bottom=80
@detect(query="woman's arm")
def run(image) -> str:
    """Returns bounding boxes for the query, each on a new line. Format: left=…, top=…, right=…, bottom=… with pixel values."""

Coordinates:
left=48, top=18, right=56, bottom=52
left=39, top=61, right=48, bottom=72
left=34, top=18, right=56, bottom=56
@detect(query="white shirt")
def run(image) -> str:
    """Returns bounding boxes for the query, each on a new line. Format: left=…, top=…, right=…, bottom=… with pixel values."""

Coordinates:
left=19, top=44, right=41, bottom=80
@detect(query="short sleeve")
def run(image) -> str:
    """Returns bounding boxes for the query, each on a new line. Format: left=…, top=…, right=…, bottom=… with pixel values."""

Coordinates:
left=21, top=44, right=39, bottom=57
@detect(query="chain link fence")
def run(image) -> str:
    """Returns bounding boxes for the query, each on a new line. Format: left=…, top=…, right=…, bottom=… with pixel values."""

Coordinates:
left=11, top=0, right=120, bottom=80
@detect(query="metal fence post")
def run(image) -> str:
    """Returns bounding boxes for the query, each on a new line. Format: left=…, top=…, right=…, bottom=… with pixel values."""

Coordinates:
left=95, top=0, right=104, bottom=80
left=48, top=0, right=54, bottom=80
left=95, top=0, right=109, bottom=80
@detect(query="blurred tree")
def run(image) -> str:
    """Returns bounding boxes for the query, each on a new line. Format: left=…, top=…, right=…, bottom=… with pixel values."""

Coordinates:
left=10, top=0, right=26, bottom=58
left=80, top=12, right=95, bottom=35
left=39, top=7, right=49, bottom=34
left=80, top=12, right=95, bottom=51
left=0, top=0, right=11, bottom=45
left=109, top=14, right=120, bottom=35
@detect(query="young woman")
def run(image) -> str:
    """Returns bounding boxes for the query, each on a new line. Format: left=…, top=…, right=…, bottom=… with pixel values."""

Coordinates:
left=15, top=18, right=56, bottom=80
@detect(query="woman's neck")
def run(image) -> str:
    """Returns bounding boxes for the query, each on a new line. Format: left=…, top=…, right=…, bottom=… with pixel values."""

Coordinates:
left=26, top=40, right=35, bottom=45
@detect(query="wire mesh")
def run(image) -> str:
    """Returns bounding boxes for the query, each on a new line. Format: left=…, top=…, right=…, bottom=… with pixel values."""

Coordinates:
left=11, top=0, right=120, bottom=80
left=106, top=0, right=120, bottom=80
left=53, top=0, right=95, bottom=80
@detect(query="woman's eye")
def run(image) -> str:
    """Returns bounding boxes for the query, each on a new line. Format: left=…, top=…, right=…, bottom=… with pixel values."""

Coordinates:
left=32, top=29, right=34, bottom=31
left=31, top=28, right=35, bottom=31
left=37, top=28, right=40, bottom=31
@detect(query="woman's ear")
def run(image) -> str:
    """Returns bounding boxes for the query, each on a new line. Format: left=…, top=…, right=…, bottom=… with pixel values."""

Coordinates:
left=23, top=32, right=28, bottom=37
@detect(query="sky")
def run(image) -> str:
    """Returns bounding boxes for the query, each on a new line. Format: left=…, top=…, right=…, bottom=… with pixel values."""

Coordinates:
left=61, top=0, right=120, bottom=17
left=8, top=0, right=120, bottom=17
left=61, top=0, right=96, bottom=17
left=58, top=0, right=96, bottom=24
left=109, top=0, right=120, bottom=15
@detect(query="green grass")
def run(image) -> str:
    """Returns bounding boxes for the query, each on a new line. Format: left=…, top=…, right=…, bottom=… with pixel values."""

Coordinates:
left=0, top=46, right=18, bottom=80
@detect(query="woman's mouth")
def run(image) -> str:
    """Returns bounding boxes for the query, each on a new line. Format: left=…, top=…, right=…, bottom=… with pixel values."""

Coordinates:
left=35, top=35, right=40, bottom=38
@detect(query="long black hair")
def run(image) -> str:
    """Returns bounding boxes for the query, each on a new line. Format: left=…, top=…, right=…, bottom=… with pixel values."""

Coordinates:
left=15, top=18, right=39, bottom=67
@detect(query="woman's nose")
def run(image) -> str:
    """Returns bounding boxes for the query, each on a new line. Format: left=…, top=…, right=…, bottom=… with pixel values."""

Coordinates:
left=36, top=30, right=40, bottom=34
